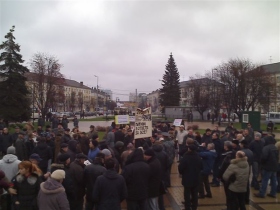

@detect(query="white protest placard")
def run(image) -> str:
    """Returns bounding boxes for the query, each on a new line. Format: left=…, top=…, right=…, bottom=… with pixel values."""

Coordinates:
left=129, top=115, right=135, bottom=122
left=115, top=115, right=129, bottom=124
left=134, top=107, right=152, bottom=139
left=173, top=119, right=182, bottom=126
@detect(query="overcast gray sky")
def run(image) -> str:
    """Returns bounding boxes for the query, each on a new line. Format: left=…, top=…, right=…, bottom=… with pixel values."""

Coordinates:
left=1, top=0, right=279, bottom=100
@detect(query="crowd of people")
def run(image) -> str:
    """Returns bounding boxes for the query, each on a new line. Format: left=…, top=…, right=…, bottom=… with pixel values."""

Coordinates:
left=0, top=118, right=279, bottom=210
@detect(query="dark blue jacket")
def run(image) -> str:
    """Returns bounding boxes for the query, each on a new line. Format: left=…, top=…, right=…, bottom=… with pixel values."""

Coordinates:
left=199, top=149, right=217, bottom=175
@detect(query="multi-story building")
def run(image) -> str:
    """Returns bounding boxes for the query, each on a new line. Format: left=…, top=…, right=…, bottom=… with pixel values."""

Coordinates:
left=147, top=90, right=160, bottom=112
left=260, top=62, right=280, bottom=112
left=25, top=72, right=91, bottom=112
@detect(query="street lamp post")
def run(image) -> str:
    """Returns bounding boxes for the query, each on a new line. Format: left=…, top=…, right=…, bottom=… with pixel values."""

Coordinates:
left=32, top=84, right=35, bottom=124
left=94, top=75, right=99, bottom=111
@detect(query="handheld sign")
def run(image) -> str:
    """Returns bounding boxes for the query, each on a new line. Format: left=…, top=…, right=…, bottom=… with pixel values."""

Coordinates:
left=115, top=115, right=129, bottom=124
left=173, top=119, right=182, bottom=127
left=134, top=107, right=152, bottom=139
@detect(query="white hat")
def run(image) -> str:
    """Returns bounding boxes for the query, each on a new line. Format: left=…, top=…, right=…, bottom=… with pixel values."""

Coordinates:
left=51, top=170, right=65, bottom=180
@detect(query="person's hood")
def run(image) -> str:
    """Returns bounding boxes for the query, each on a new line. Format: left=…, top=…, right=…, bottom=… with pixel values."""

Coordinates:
left=40, top=178, right=65, bottom=194
left=108, top=126, right=113, bottom=132
left=152, top=144, right=163, bottom=152
left=3, top=154, right=19, bottom=163
left=230, top=157, right=248, bottom=169
left=103, top=169, right=118, bottom=180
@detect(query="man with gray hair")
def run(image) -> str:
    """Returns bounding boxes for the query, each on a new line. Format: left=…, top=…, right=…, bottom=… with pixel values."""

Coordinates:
left=249, top=132, right=264, bottom=190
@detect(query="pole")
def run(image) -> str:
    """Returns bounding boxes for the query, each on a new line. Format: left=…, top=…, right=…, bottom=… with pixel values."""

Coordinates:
left=135, top=89, right=138, bottom=108
left=94, top=75, right=99, bottom=111
left=32, top=84, right=35, bottom=124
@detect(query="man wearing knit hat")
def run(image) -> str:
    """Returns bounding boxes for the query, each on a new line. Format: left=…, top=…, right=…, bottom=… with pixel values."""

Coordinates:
left=101, top=149, right=120, bottom=173
left=38, top=169, right=70, bottom=209
left=144, top=148, right=162, bottom=210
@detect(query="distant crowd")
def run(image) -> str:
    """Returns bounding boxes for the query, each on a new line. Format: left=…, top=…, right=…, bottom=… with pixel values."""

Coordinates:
left=0, top=117, right=279, bottom=210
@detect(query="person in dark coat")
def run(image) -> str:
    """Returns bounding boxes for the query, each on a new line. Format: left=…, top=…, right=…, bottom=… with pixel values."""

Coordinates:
left=198, top=143, right=217, bottom=198
left=121, top=148, right=150, bottom=210
left=15, top=131, right=28, bottom=161
left=152, top=143, right=168, bottom=210
left=61, top=129, right=72, bottom=144
left=249, top=132, right=264, bottom=190
left=69, top=153, right=87, bottom=210
left=201, top=129, right=212, bottom=147
left=254, top=136, right=278, bottom=198
left=84, top=153, right=106, bottom=210
left=93, top=158, right=127, bottom=210
left=11, top=161, right=42, bottom=210
left=178, top=144, right=203, bottom=210
left=25, top=133, right=36, bottom=158
left=11, top=126, right=20, bottom=144
left=37, top=116, right=45, bottom=127
left=114, top=127, right=125, bottom=143
left=51, top=153, right=75, bottom=203
left=144, top=148, right=162, bottom=210
left=240, top=139, right=254, bottom=203
left=217, top=141, right=236, bottom=210
left=112, top=141, right=125, bottom=168
left=79, top=132, right=90, bottom=155
left=37, top=169, right=70, bottom=210
left=61, top=115, right=69, bottom=130
left=73, top=116, right=79, bottom=128
left=1, top=128, right=13, bottom=155
left=210, top=132, right=224, bottom=187
left=32, top=137, right=53, bottom=174
left=51, top=115, right=59, bottom=129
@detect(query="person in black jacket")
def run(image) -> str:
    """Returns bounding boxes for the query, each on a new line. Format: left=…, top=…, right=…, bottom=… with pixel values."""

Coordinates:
left=84, top=153, right=106, bottom=210
left=51, top=153, right=75, bottom=203
left=93, top=158, right=127, bottom=210
left=254, top=136, right=278, bottom=198
left=178, top=144, right=203, bottom=210
left=211, top=132, right=224, bottom=187
left=152, top=143, right=168, bottom=210
left=69, top=153, right=87, bottom=210
left=121, top=148, right=150, bottom=210
left=144, top=148, right=162, bottom=210
left=1, top=128, right=13, bottom=155
left=32, top=137, right=53, bottom=174
left=249, top=132, right=264, bottom=190
left=217, top=141, right=236, bottom=210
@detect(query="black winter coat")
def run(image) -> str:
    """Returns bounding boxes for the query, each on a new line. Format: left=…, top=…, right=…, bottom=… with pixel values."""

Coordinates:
left=146, top=156, right=162, bottom=198
left=121, top=149, right=150, bottom=201
left=261, top=144, right=279, bottom=172
left=249, top=140, right=264, bottom=163
left=11, top=173, right=41, bottom=210
left=152, top=144, right=168, bottom=182
left=178, top=151, right=203, bottom=187
left=69, top=160, right=86, bottom=200
left=93, top=169, right=127, bottom=210
left=33, top=142, right=53, bottom=173
left=51, top=163, right=75, bottom=200
left=84, top=161, right=106, bottom=201
left=1, top=133, right=13, bottom=153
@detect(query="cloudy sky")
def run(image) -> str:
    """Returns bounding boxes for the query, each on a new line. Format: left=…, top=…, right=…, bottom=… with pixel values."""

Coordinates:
left=1, top=0, right=279, bottom=100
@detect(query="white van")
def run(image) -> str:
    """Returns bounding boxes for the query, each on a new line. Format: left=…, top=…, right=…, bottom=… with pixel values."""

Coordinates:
left=266, top=112, right=280, bottom=123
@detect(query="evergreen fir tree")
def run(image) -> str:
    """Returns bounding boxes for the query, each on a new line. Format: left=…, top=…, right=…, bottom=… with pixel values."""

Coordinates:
left=0, top=26, right=31, bottom=124
left=159, top=53, right=181, bottom=112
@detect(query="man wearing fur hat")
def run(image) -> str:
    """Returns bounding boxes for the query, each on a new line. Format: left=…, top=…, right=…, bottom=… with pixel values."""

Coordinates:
left=38, top=169, right=70, bottom=210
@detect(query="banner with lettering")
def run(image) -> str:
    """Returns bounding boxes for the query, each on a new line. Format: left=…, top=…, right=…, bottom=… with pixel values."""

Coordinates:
left=134, top=107, right=152, bottom=139
left=115, top=115, right=129, bottom=124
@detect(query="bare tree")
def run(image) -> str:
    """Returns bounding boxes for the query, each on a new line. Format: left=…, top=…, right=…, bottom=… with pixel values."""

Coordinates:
left=29, top=53, right=64, bottom=118
left=213, top=58, right=274, bottom=120
left=188, top=75, right=211, bottom=120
